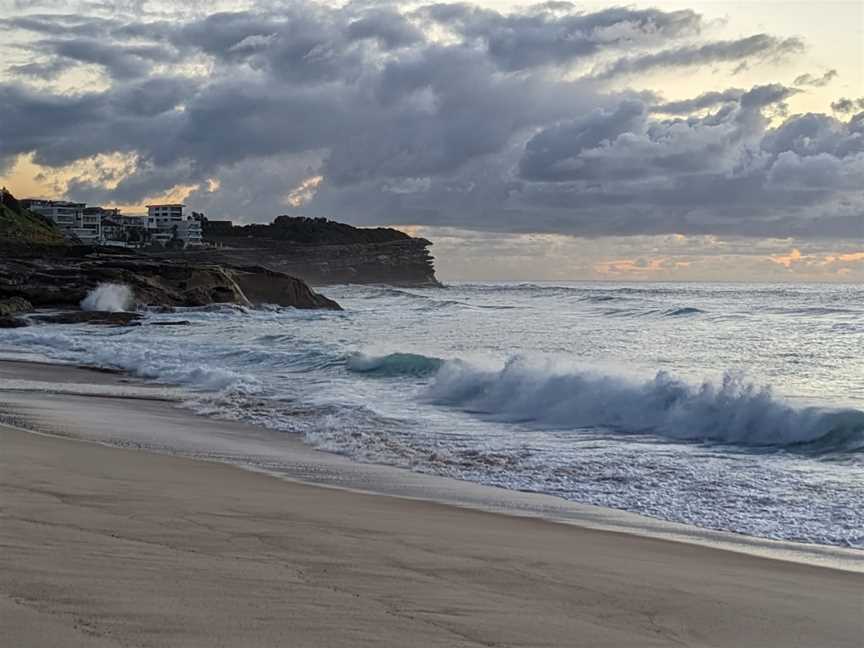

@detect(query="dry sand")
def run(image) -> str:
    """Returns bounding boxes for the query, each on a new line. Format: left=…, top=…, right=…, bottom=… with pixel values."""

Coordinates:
left=0, top=359, right=862, bottom=647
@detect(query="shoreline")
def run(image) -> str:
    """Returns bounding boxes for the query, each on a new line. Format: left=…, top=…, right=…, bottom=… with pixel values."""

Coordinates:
left=1, top=357, right=862, bottom=574
left=2, top=423, right=863, bottom=646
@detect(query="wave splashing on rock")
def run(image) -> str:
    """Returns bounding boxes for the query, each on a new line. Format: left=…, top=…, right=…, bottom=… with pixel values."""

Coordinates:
left=81, top=283, right=133, bottom=312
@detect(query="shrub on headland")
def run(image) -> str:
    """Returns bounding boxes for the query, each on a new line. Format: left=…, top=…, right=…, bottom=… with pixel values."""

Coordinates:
left=0, top=188, right=65, bottom=245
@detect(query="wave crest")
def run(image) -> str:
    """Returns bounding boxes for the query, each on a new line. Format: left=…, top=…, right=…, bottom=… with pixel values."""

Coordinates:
left=424, top=356, right=864, bottom=451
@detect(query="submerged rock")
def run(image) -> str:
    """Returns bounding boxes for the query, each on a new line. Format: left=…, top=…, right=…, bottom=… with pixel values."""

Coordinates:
left=31, top=311, right=144, bottom=326
left=0, top=316, right=29, bottom=328
left=229, top=266, right=342, bottom=310
left=0, top=297, right=33, bottom=317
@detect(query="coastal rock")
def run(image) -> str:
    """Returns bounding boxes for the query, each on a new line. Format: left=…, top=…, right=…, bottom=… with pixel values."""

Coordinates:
left=229, top=266, right=343, bottom=310
left=0, top=316, right=29, bottom=328
left=0, top=297, right=33, bottom=316
left=0, top=249, right=341, bottom=311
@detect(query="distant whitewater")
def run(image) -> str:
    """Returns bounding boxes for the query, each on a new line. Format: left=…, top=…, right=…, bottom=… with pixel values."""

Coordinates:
left=1, top=281, right=862, bottom=547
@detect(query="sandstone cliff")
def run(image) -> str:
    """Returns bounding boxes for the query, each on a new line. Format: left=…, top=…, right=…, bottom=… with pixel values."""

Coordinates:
left=197, top=216, right=439, bottom=286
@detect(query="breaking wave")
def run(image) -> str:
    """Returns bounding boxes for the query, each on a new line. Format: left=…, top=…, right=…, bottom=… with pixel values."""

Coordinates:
left=663, top=307, right=706, bottom=316
left=423, top=356, right=864, bottom=452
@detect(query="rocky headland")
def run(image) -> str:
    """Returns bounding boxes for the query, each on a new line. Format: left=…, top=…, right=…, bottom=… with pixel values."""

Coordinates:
left=0, top=191, right=440, bottom=326
left=181, top=216, right=439, bottom=286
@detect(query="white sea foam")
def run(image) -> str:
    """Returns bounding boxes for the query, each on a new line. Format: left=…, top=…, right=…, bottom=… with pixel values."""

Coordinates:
left=80, top=283, right=133, bottom=312
left=425, top=356, right=864, bottom=449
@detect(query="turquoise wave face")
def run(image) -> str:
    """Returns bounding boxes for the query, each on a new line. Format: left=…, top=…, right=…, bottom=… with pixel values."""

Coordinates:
left=347, top=352, right=444, bottom=377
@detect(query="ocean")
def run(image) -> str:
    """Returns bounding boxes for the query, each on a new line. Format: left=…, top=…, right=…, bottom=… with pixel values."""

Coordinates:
left=2, top=281, right=862, bottom=548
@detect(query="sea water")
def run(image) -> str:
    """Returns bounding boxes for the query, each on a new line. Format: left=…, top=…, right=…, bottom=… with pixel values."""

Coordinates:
left=1, top=282, right=862, bottom=547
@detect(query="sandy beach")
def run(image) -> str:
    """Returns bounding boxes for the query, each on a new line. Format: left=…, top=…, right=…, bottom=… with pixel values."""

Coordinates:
left=1, top=362, right=862, bottom=647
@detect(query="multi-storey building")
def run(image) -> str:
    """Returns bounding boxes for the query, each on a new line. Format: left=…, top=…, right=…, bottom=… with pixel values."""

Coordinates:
left=102, top=213, right=149, bottom=247
left=147, top=204, right=204, bottom=247
left=20, top=199, right=206, bottom=248
left=21, top=199, right=86, bottom=233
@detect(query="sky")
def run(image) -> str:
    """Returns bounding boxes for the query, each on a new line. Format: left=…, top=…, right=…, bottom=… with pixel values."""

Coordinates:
left=0, top=0, right=862, bottom=281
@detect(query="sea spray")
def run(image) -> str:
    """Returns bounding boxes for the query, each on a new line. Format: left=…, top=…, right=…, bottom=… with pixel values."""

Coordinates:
left=80, top=283, right=133, bottom=312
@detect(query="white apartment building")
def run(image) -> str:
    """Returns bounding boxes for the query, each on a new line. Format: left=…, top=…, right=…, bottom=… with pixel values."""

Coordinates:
left=147, top=203, right=184, bottom=230
left=21, top=199, right=101, bottom=242
left=76, top=210, right=103, bottom=244
left=147, top=204, right=203, bottom=247
left=20, top=199, right=206, bottom=248
left=176, top=218, right=203, bottom=246
left=21, top=199, right=84, bottom=229
left=102, top=213, right=149, bottom=247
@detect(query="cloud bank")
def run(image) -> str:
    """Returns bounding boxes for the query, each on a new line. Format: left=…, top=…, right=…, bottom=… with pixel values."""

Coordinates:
left=0, top=0, right=861, bottom=243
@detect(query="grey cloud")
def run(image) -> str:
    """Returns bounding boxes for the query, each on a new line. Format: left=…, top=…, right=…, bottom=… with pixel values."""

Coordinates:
left=0, top=14, right=118, bottom=38
left=0, top=83, right=113, bottom=167
left=307, top=88, right=862, bottom=239
left=417, top=4, right=701, bottom=70
left=739, top=83, right=799, bottom=109
left=595, top=34, right=805, bottom=80
left=108, top=77, right=196, bottom=117
left=325, top=45, right=604, bottom=185
left=793, top=69, right=837, bottom=87
left=6, top=57, right=76, bottom=80
left=47, top=39, right=175, bottom=79
left=653, top=83, right=798, bottom=114
left=172, top=9, right=370, bottom=85
left=346, top=9, right=424, bottom=48
left=520, top=100, right=646, bottom=181
left=831, top=97, right=864, bottom=114
left=13, top=34, right=181, bottom=80
left=767, top=150, right=864, bottom=190
left=762, top=112, right=864, bottom=158
left=653, top=89, right=746, bottom=114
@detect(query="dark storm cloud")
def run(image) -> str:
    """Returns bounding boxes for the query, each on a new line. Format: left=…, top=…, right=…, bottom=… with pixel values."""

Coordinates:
left=1, top=14, right=118, bottom=38
left=521, top=85, right=803, bottom=184
left=595, top=34, right=805, bottom=80
left=652, top=84, right=799, bottom=115
left=793, top=69, right=837, bottom=87
left=653, top=88, right=747, bottom=114
left=519, top=100, right=647, bottom=181
left=831, top=97, right=864, bottom=114
left=35, top=38, right=176, bottom=79
left=2, top=1, right=860, bottom=240
left=7, top=57, right=76, bottom=80
left=346, top=9, right=424, bottom=49
left=417, top=3, right=701, bottom=71
left=307, top=86, right=862, bottom=239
